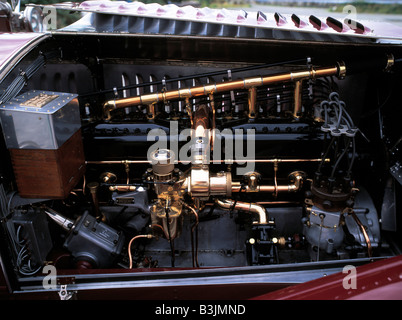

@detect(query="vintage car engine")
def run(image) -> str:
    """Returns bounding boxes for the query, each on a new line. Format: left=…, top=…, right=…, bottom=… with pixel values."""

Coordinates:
left=0, top=3, right=401, bottom=279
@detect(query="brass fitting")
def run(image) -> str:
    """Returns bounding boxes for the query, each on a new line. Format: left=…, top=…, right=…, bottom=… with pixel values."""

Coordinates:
left=215, top=199, right=268, bottom=225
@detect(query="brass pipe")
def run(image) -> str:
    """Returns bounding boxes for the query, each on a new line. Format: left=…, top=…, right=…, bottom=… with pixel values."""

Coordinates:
left=192, top=104, right=210, bottom=166
left=185, top=97, right=193, bottom=127
left=124, top=161, right=130, bottom=185
left=232, top=171, right=304, bottom=193
left=103, top=64, right=344, bottom=119
left=192, top=104, right=209, bottom=132
left=216, top=199, right=268, bottom=224
left=245, top=158, right=330, bottom=163
left=385, top=53, right=395, bottom=72
left=204, top=200, right=298, bottom=206
left=209, top=93, right=216, bottom=151
left=273, top=160, right=279, bottom=197
left=293, top=80, right=302, bottom=119
left=248, top=87, right=257, bottom=119
left=108, top=185, right=137, bottom=192
left=232, top=184, right=291, bottom=193
left=147, top=104, right=156, bottom=120
left=182, top=202, right=199, bottom=229
left=86, top=160, right=150, bottom=164
left=87, top=182, right=103, bottom=221
left=85, top=158, right=330, bottom=165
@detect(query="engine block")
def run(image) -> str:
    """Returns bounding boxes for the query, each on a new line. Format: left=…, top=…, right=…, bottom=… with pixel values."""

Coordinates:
left=0, top=7, right=401, bottom=280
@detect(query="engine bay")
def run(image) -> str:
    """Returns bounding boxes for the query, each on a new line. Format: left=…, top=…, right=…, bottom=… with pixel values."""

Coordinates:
left=0, top=31, right=401, bottom=280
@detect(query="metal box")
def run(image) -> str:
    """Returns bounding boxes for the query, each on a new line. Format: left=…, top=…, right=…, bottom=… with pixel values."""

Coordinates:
left=0, top=90, right=85, bottom=199
left=63, top=211, right=125, bottom=268
left=12, top=208, right=53, bottom=266
left=0, top=90, right=80, bottom=150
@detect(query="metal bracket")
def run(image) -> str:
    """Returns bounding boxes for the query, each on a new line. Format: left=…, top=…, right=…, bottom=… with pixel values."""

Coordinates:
left=57, top=277, right=76, bottom=300
left=58, top=284, right=75, bottom=300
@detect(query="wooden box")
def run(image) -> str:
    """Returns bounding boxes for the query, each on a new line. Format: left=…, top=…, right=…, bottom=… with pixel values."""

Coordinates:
left=9, top=129, right=86, bottom=199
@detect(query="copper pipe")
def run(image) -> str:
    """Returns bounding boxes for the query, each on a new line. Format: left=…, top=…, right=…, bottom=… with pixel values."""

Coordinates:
left=192, top=104, right=209, bottom=132
left=151, top=223, right=169, bottom=239
left=351, top=211, right=372, bottom=257
left=103, top=64, right=344, bottom=119
left=128, top=234, right=154, bottom=269
left=216, top=199, right=268, bottom=224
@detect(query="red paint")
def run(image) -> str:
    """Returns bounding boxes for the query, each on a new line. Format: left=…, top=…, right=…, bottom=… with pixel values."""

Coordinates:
left=251, top=255, right=402, bottom=300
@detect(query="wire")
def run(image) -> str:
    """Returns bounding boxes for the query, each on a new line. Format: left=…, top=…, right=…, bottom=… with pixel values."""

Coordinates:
left=0, top=188, right=21, bottom=260
left=339, top=102, right=355, bottom=128
left=0, top=51, right=60, bottom=105
left=7, top=190, right=16, bottom=215
left=361, top=80, right=394, bottom=119
left=79, top=58, right=307, bottom=98
left=318, top=136, right=335, bottom=173
left=335, top=102, right=343, bottom=130
left=16, top=244, right=41, bottom=276
left=0, top=186, right=43, bottom=275
left=330, top=137, right=351, bottom=179
left=346, top=137, right=356, bottom=178
left=320, top=101, right=329, bottom=126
